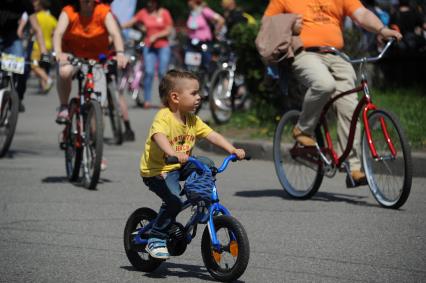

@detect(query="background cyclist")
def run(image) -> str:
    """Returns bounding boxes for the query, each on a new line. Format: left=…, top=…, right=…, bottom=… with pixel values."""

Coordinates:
left=263, top=0, right=402, bottom=186
left=0, top=0, right=48, bottom=112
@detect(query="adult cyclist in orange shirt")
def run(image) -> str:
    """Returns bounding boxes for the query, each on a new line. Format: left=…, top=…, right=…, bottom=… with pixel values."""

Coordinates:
left=53, top=0, right=127, bottom=124
left=264, top=0, right=402, bottom=186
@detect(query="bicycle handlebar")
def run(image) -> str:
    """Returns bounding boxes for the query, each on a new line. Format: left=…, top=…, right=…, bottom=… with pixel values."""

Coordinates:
left=165, top=154, right=251, bottom=174
left=316, top=38, right=395, bottom=64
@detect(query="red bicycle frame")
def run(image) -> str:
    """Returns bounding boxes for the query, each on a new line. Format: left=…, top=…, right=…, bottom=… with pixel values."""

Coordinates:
left=318, top=78, right=397, bottom=169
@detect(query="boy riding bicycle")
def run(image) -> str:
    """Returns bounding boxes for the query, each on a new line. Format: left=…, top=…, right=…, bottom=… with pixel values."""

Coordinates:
left=140, top=69, right=245, bottom=259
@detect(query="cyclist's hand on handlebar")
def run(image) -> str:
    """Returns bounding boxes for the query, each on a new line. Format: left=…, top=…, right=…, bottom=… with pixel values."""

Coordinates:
left=231, top=148, right=246, bottom=160
left=56, top=52, right=70, bottom=64
left=116, top=52, right=128, bottom=69
left=378, top=27, right=402, bottom=44
left=174, top=152, right=189, bottom=164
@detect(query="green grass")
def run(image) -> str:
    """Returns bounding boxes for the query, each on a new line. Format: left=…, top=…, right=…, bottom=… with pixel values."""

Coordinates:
left=215, top=88, right=426, bottom=150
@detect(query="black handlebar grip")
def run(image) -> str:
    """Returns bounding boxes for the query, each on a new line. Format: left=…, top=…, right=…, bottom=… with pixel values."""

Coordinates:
left=165, top=156, right=179, bottom=164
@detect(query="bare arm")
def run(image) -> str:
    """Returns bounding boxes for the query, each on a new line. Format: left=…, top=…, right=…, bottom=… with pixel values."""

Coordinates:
left=152, top=133, right=189, bottom=163
left=105, top=12, right=127, bottom=68
left=17, top=17, right=27, bottom=39
left=53, top=11, right=69, bottom=63
left=351, top=7, right=402, bottom=40
left=121, top=17, right=138, bottom=29
left=213, top=13, right=225, bottom=35
left=205, top=131, right=245, bottom=159
left=29, top=14, right=47, bottom=53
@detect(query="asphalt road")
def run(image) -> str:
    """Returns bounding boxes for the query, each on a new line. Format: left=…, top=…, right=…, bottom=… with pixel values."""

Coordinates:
left=1, top=77, right=425, bottom=282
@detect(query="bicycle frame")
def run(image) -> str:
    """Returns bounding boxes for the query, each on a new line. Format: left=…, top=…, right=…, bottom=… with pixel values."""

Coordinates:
left=296, top=40, right=398, bottom=170
left=62, top=59, right=101, bottom=150
left=132, top=155, right=239, bottom=252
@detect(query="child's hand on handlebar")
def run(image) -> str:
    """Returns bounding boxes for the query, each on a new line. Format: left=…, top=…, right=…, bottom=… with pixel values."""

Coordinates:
left=232, top=148, right=246, bottom=160
left=174, top=152, right=189, bottom=164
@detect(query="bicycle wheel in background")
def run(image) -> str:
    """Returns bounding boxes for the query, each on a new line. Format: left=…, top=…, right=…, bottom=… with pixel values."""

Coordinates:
left=106, top=82, right=123, bottom=145
left=0, top=88, right=19, bottom=157
left=65, top=99, right=82, bottom=181
left=201, top=215, right=250, bottom=282
left=81, top=100, right=103, bottom=190
left=273, top=110, right=324, bottom=199
left=209, top=70, right=232, bottom=124
left=362, top=109, right=412, bottom=209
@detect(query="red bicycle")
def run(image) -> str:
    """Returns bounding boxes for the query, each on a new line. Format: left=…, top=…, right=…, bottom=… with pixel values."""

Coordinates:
left=60, top=55, right=105, bottom=190
left=273, top=39, right=412, bottom=209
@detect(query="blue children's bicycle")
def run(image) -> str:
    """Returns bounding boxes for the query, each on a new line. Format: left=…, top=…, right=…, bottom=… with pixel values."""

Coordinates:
left=123, top=155, right=250, bottom=282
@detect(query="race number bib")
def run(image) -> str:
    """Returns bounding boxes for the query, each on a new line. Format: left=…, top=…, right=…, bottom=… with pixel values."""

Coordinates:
left=184, top=52, right=202, bottom=67
left=1, top=53, right=25, bottom=74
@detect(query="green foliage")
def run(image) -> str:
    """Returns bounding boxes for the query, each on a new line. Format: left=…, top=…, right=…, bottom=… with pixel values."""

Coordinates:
left=230, top=22, right=286, bottom=124
left=216, top=88, right=426, bottom=149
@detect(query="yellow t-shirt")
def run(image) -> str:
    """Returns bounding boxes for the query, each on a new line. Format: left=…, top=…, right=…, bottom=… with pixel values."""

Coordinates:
left=140, top=108, right=213, bottom=177
left=33, top=10, right=57, bottom=53
left=264, top=0, right=363, bottom=49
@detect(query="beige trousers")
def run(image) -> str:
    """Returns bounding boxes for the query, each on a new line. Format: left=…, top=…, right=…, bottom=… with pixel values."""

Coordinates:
left=291, top=51, right=362, bottom=171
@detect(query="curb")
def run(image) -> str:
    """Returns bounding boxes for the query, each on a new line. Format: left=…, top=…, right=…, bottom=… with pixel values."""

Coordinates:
left=197, top=139, right=426, bottom=178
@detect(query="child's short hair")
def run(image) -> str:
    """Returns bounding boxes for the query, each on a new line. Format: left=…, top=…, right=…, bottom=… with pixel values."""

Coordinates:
left=159, top=69, right=199, bottom=107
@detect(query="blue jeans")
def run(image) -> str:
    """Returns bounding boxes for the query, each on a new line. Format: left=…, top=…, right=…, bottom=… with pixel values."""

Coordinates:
left=142, top=156, right=214, bottom=239
left=0, top=37, right=27, bottom=100
left=143, top=45, right=171, bottom=103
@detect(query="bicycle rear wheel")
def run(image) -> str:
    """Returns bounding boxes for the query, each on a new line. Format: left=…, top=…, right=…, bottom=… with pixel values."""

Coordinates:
left=81, top=100, right=103, bottom=190
left=0, top=88, right=19, bottom=157
left=106, top=82, right=123, bottom=145
left=65, top=99, right=82, bottom=181
left=273, top=110, right=324, bottom=199
left=209, top=70, right=232, bottom=124
left=362, top=109, right=412, bottom=209
left=123, top=207, right=163, bottom=272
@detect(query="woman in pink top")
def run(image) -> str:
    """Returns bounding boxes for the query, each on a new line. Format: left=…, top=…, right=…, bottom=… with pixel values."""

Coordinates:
left=122, top=0, right=173, bottom=108
left=186, top=0, right=224, bottom=69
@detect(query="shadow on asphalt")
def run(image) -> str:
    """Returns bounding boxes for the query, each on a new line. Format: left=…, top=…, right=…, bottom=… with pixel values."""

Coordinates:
left=235, top=189, right=378, bottom=208
left=4, top=149, right=41, bottom=158
left=120, top=261, right=244, bottom=282
left=41, top=176, right=113, bottom=190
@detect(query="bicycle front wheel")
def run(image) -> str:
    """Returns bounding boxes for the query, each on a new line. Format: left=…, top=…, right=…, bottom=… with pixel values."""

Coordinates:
left=81, top=100, right=103, bottom=190
left=65, top=99, right=82, bottom=181
left=106, top=82, right=123, bottom=145
left=0, top=89, right=19, bottom=157
left=201, top=215, right=250, bottom=282
left=362, top=109, right=412, bottom=209
left=209, top=70, right=232, bottom=124
left=273, top=110, right=324, bottom=199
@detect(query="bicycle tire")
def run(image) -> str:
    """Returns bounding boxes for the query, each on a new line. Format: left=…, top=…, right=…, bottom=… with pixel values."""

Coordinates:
left=106, top=82, right=123, bottom=145
left=81, top=100, right=103, bottom=190
left=209, top=69, right=232, bottom=125
left=201, top=215, right=250, bottom=282
left=362, top=109, right=412, bottom=209
left=273, top=110, right=324, bottom=199
left=65, top=99, right=82, bottom=181
left=123, top=207, right=164, bottom=272
left=0, top=89, right=19, bottom=157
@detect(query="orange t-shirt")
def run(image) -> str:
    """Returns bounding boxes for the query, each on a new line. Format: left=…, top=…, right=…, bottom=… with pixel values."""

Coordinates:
left=62, top=4, right=111, bottom=60
left=264, top=0, right=363, bottom=49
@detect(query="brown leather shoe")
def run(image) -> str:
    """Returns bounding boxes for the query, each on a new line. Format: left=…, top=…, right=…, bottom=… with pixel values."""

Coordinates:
left=292, top=126, right=316, bottom=147
left=351, top=170, right=368, bottom=185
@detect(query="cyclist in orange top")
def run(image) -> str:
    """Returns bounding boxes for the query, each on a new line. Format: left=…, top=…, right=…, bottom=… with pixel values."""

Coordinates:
left=264, top=0, right=402, bottom=185
left=53, top=0, right=127, bottom=124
